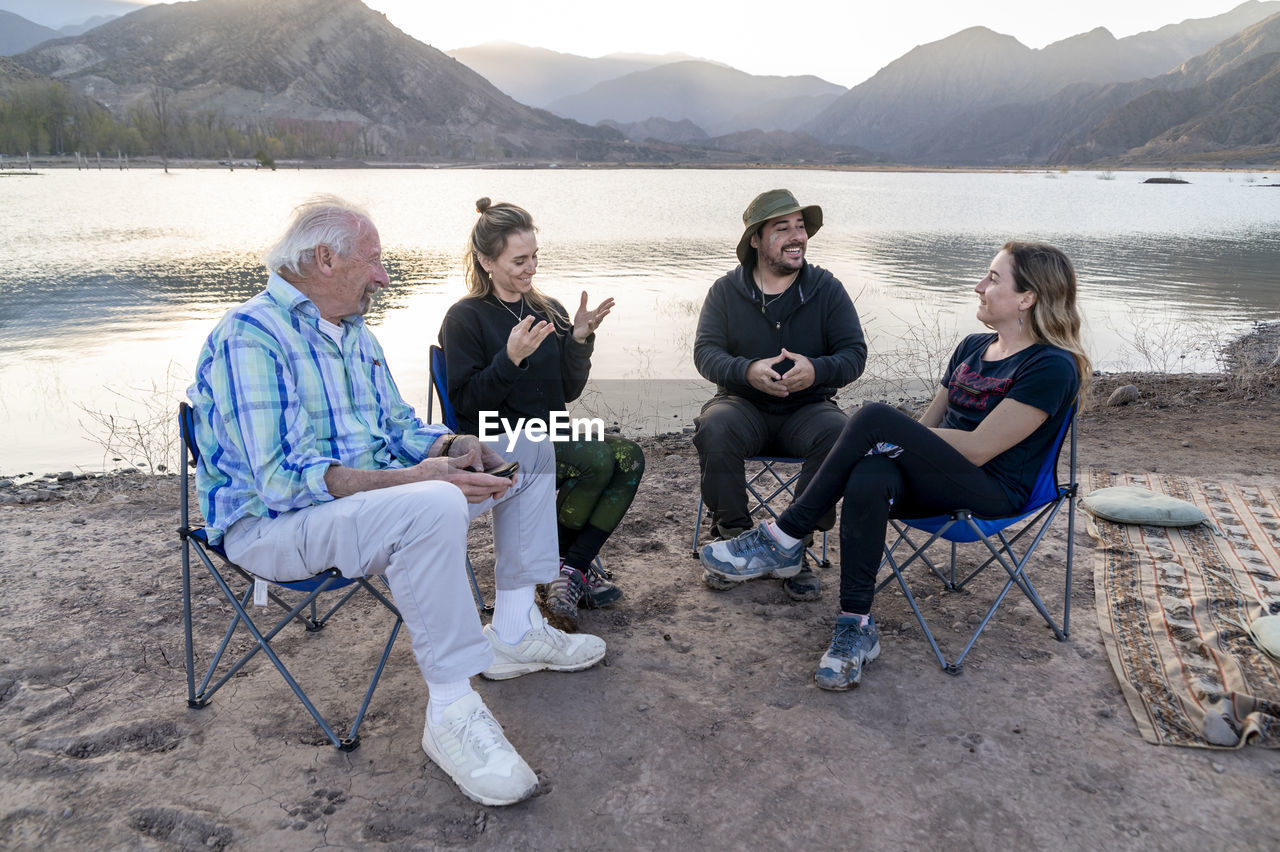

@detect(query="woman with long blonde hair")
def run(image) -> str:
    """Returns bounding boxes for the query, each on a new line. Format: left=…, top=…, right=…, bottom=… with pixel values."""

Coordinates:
left=440, top=198, right=645, bottom=633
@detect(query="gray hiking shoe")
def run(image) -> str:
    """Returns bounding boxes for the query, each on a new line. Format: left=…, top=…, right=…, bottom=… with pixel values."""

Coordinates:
left=703, top=571, right=737, bottom=591
left=782, top=559, right=822, bottom=601
left=815, top=614, right=881, bottom=691
left=700, top=524, right=804, bottom=583
left=582, top=562, right=622, bottom=608
left=542, top=564, right=586, bottom=632
left=702, top=526, right=747, bottom=591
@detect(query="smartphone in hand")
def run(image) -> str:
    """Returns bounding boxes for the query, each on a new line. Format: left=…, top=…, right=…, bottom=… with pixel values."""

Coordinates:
left=485, top=460, right=519, bottom=479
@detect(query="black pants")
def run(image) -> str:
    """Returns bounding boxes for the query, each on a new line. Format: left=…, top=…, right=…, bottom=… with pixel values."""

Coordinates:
left=776, top=403, right=1020, bottom=614
left=693, top=393, right=846, bottom=535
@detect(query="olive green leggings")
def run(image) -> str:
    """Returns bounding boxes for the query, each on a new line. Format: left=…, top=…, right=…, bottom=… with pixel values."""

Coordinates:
left=554, top=435, right=645, bottom=569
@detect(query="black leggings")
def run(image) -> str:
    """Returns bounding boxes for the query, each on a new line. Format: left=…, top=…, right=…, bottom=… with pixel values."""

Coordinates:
left=776, top=403, right=1019, bottom=614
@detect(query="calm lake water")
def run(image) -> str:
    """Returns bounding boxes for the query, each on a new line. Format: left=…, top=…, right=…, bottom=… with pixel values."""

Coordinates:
left=2, top=167, right=1278, bottom=475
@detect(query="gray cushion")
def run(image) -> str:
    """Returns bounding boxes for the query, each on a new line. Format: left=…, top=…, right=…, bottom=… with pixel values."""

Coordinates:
left=1080, top=485, right=1208, bottom=527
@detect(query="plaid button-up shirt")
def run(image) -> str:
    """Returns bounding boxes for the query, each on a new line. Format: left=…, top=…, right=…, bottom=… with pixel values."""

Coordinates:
left=187, top=273, right=448, bottom=543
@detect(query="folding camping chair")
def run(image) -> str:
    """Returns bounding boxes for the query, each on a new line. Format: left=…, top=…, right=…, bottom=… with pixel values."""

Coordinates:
left=876, top=409, right=1078, bottom=675
left=178, top=402, right=403, bottom=751
left=427, top=344, right=609, bottom=602
left=690, top=457, right=830, bottom=566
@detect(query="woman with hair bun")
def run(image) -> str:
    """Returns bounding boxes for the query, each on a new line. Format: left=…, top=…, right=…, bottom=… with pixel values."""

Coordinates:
left=440, top=198, right=645, bottom=632
left=701, top=242, right=1090, bottom=692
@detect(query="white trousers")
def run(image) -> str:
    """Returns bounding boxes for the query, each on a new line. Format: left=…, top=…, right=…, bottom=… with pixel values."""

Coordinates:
left=223, top=436, right=558, bottom=683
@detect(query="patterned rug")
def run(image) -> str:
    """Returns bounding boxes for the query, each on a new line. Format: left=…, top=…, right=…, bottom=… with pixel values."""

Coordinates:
left=1086, top=471, right=1280, bottom=748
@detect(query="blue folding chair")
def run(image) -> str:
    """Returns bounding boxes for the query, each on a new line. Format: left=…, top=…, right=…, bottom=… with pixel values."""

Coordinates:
left=427, top=343, right=461, bottom=433
left=690, top=456, right=830, bottom=566
left=877, top=409, right=1078, bottom=674
left=178, top=402, right=403, bottom=751
left=427, top=344, right=498, bottom=612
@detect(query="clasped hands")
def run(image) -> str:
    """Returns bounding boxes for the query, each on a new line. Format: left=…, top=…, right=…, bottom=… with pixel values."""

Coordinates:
left=746, top=348, right=816, bottom=397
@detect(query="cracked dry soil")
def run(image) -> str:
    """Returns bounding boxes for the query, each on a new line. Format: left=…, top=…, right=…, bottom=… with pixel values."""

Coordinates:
left=1, top=371, right=1277, bottom=850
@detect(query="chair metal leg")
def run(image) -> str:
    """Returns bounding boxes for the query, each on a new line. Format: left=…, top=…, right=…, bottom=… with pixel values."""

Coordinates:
left=1064, top=490, right=1075, bottom=637
left=690, top=458, right=828, bottom=566
left=465, top=555, right=492, bottom=614
left=181, top=538, right=198, bottom=706
left=691, top=498, right=706, bottom=558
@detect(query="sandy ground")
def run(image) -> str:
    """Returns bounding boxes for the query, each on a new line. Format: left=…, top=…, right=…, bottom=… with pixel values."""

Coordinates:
left=1, top=367, right=1278, bottom=850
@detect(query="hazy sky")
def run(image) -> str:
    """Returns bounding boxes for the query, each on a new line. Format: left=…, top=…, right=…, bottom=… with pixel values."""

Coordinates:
left=50, top=0, right=1258, bottom=88
left=362, top=0, right=1252, bottom=87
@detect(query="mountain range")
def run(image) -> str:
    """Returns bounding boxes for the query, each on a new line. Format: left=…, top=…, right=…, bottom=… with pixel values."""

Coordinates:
left=0, top=0, right=143, bottom=29
left=8, top=0, right=650, bottom=161
left=444, top=43, right=702, bottom=107
left=0, top=0, right=142, bottom=53
left=546, top=61, right=844, bottom=137
left=0, top=10, right=60, bottom=55
left=802, top=0, right=1280, bottom=164
left=4, top=0, right=1278, bottom=166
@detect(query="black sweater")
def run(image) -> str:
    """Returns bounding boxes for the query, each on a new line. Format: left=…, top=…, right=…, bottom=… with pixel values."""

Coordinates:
left=693, top=261, right=867, bottom=414
left=439, top=295, right=594, bottom=436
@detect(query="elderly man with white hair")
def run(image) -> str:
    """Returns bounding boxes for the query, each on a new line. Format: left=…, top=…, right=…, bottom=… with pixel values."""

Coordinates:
left=187, top=195, right=604, bottom=807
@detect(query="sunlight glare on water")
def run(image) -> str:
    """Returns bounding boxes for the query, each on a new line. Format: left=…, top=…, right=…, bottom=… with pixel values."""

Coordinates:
left=1, top=167, right=1277, bottom=474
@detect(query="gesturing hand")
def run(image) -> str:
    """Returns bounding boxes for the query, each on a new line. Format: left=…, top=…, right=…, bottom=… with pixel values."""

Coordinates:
left=572, top=291, right=614, bottom=343
left=506, top=315, right=555, bottom=366
left=746, top=353, right=792, bottom=397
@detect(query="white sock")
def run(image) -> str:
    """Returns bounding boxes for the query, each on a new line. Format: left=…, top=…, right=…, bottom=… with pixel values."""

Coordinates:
left=492, top=586, right=537, bottom=645
left=840, top=611, right=872, bottom=627
left=767, top=521, right=803, bottom=549
left=426, top=679, right=475, bottom=725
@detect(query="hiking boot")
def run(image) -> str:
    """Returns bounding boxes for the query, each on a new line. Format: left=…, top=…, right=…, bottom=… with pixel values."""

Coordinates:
left=541, top=564, right=587, bottom=632
left=581, top=561, right=622, bottom=608
left=703, top=571, right=737, bottom=591
left=703, top=526, right=747, bottom=591
left=782, top=558, right=822, bottom=601
left=815, top=614, right=881, bottom=691
left=421, top=692, right=538, bottom=806
left=480, top=604, right=606, bottom=681
left=700, top=524, right=804, bottom=583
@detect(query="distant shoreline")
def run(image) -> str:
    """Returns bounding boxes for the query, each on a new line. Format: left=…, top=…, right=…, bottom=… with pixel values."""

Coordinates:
left=2, top=322, right=1274, bottom=484
left=3, top=156, right=1277, bottom=175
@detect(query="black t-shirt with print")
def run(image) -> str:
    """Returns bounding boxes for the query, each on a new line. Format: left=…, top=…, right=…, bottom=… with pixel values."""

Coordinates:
left=941, top=333, right=1078, bottom=506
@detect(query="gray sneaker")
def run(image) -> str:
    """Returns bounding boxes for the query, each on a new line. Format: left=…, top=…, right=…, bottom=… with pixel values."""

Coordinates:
left=542, top=564, right=586, bottom=632
left=702, top=526, right=748, bottom=591
left=700, top=524, right=804, bottom=583
left=815, top=614, right=881, bottom=690
left=782, top=559, right=822, bottom=601
left=421, top=692, right=538, bottom=806
left=481, top=604, right=606, bottom=681
left=582, top=561, right=622, bottom=608
left=703, top=570, right=737, bottom=591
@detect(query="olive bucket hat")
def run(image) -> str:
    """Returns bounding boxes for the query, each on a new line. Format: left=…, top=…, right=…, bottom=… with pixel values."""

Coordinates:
left=736, top=188, right=823, bottom=267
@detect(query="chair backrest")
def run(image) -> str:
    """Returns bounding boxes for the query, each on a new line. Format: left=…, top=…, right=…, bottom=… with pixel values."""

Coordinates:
left=179, top=401, right=200, bottom=467
left=1022, top=406, right=1076, bottom=511
left=427, top=344, right=459, bottom=432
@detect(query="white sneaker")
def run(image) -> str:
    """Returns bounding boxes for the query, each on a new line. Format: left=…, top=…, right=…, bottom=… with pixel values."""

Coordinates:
left=421, top=692, right=538, bottom=807
left=481, top=604, right=606, bottom=681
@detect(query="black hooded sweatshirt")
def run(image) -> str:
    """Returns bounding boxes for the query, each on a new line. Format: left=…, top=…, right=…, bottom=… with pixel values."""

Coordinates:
left=693, top=260, right=867, bottom=415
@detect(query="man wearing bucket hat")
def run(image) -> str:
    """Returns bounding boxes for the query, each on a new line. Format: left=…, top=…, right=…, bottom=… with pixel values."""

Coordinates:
left=693, top=189, right=867, bottom=600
